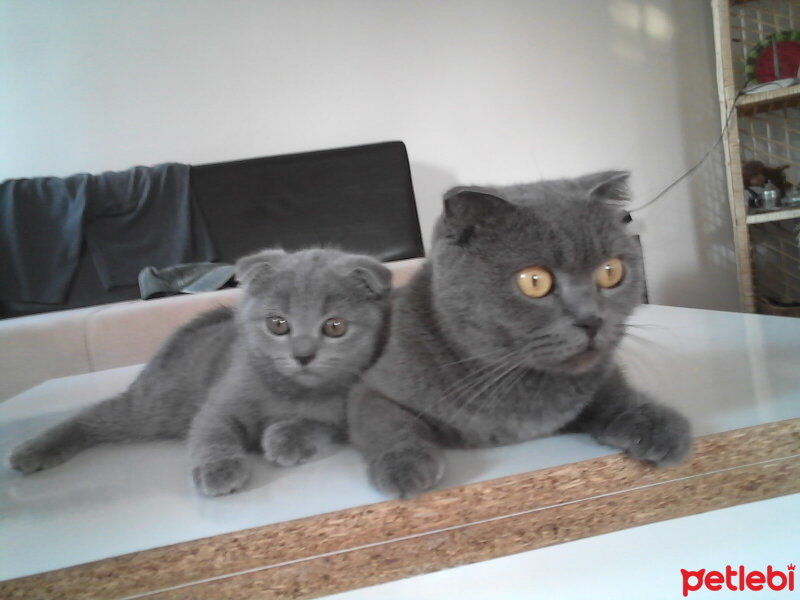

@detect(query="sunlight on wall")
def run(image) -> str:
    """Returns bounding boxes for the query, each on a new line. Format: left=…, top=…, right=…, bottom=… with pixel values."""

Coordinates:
left=609, top=0, right=675, bottom=62
left=610, top=0, right=675, bottom=41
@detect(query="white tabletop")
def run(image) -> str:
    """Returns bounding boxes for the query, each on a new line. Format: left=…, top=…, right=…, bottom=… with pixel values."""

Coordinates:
left=1, top=304, right=799, bottom=581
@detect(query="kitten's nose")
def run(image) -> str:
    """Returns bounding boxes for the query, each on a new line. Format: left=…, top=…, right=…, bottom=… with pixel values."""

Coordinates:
left=575, top=316, right=603, bottom=339
left=295, top=354, right=315, bottom=366
left=292, top=336, right=318, bottom=366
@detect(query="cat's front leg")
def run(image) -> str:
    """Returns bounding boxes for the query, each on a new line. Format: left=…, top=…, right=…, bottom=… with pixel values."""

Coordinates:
left=9, top=420, right=89, bottom=474
left=188, top=404, right=251, bottom=497
left=566, top=367, right=692, bottom=466
left=348, top=382, right=444, bottom=499
left=261, top=419, right=346, bottom=467
left=9, top=392, right=137, bottom=474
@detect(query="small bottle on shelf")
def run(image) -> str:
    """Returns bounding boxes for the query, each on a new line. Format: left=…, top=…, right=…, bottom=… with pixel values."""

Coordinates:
left=788, top=183, right=800, bottom=205
left=762, top=181, right=779, bottom=210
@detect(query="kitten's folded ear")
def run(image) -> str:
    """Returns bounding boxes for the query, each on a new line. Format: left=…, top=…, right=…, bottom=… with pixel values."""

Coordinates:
left=235, top=249, right=286, bottom=290
left=442, top=187, right=516, bottom=246
left=342, top=256, right=392, bottom=300
left=581, top=170, right=631, bottom=204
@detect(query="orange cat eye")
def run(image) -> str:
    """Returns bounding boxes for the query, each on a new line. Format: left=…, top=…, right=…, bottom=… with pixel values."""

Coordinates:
left=595, top=258, right=624, bottom=289
left=516, top=266, right=554, bottom=298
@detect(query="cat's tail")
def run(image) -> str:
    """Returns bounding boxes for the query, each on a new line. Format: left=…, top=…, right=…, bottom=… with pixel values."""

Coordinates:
left=9, top=389, right=190, bottom=474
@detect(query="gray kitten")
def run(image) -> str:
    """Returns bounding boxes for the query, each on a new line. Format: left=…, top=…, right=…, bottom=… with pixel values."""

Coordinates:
left=10, top=248, right=391, bottom=496
left=348, top=171, right=692, bottom=498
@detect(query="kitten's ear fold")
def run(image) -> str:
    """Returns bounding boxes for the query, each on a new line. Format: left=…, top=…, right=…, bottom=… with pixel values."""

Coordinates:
left=235, top=249, right=286, bottom=290
left=343, top=257, right=392, bottom=300
left=443, top=187, right=515, bottom=245
left=582, top=170, right=631, bottom=204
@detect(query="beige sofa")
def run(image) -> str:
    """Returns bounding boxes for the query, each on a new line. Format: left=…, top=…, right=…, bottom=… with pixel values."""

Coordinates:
left=0, top=257, right=424, bottom=402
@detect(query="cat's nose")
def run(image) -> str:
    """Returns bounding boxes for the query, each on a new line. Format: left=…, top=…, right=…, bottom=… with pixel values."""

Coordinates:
left=292, top=336, right=318, bottom=366
left=575, top=316, right=603, bottom=339
left=295, top=354, right=315, bottom=366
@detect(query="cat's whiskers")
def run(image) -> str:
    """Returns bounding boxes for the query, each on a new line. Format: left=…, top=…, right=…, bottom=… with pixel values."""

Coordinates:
left=456, top=345, right=534, bottom=433
left=435, top=347, right=526, bottom=416
left=622, top=321, right=670, bottom=332
left=616, top=330, right=672, bottom=383
left=436, top=336, right=545, bottom=396
left=437, top=345, right=522, bottom=368
left=437, top=334, right=554, bottom=406
left=445, top=367, right=520, bottom=430
left=441, top=335, right=550, bottom=427
left=620, top=332, right=662, bottom=350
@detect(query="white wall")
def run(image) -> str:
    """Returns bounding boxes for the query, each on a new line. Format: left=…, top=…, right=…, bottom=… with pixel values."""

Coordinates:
left=0, top=0, right=740, bottom=311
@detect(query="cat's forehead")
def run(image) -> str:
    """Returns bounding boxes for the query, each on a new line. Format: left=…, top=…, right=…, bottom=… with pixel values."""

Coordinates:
left=262, top=259, right=358, bottom=311
left=492, top=179, right=590, bottom=204
left=496, top=198, right=629, bottom=270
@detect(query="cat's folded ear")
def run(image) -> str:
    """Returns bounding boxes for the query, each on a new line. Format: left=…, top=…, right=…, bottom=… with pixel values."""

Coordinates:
left=580, top=170, right=631, bottom=204
left=235, top=249, right=286, bottom=290
left=341, top=256, right=392, bottom=300
left=442, top=187, right=516, bottom=246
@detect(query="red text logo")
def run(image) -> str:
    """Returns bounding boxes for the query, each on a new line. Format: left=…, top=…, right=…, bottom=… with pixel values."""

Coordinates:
left=681, top=564, right=795, bottom=596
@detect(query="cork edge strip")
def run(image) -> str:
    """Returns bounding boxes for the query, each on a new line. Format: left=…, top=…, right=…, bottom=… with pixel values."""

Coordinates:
left=143, top=455, right=800, bottom=600
left=2, top=418, right=798, bottom=600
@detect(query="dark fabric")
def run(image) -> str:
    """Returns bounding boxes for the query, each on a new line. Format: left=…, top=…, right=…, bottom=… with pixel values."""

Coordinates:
left=1, top=142, right=423, bottom=318
left=138, top=262, right=235, bottom=300
left=84, top=163, right=216, bottom=290
left=0, top=174, right=88, bottom=303
left=190, top=141, right=424, bottom=263
left=0, top=163, right=216, bottom=305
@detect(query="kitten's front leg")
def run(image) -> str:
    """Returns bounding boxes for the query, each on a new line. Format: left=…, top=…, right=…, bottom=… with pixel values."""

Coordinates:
left=188, top=405, right=251, bottom=497
left=348, top=382, right=444, bottom=499
left=261, top=419, right=346, bottom=467
left=567, top=367, right=692, bottom=466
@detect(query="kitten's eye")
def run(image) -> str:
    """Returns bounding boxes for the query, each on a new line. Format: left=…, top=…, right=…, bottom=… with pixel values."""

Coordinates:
left=322, top=318, right=348, bottom=337
left=595, top=258, right=625, bottom=289
left=516, top=266, right=554, bottom=298
left=267, top=316, right=290, bottom=335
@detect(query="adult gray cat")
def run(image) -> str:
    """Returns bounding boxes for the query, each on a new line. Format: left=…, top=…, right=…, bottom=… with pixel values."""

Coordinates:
left=10, top=248, right=391, bottom=496
left=348, top=171, right=692, bottom=498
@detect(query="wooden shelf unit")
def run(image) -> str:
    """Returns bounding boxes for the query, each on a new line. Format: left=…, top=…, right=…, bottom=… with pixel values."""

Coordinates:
left=712, top=0, right=800, bottom=315
left=737, top=84, right=800, bottom=115
left=746, top=204, right=800, bottom=224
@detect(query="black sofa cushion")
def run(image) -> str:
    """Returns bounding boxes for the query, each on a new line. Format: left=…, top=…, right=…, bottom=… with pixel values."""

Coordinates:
left=190, top=141, right=423, bottom=262
left=1, top=141, right=424, bottom=319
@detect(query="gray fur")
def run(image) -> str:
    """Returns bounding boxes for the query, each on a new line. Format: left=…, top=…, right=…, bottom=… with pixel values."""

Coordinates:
left=348, top=171, right=691, bottom=498
left=9, top=248, right=391, bottom=496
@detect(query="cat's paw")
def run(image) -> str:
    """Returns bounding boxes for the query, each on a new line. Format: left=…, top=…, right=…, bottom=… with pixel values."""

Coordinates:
left=191, top=456, right=250, bottom=497
left=602, top=403, right=692, bottom=467
left=262, top=420, right=337, bottom=467
left=368, top=446, right=444, bottom=499
left=9, top=438, right=72, bottom=474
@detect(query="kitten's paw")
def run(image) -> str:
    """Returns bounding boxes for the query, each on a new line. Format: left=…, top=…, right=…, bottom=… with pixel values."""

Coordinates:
left=369, top=446, right=444, bottom=499
left=603, top=403, right=692, bottom=467
left=262, top=421, right=336, bottom=467
left=192, top=456, right=250, bottom=497
left=9, top=438, right=73, bottom=474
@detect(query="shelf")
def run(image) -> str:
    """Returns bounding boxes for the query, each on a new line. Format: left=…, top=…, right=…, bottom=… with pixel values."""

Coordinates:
left=746, top=205, right=800, bottom=224
left=713, top=0, right=800, bottom=313
left=737, top=84, right=800, bottom=116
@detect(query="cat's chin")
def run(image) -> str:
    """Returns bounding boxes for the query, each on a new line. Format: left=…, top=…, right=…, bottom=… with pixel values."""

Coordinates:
left=558, top=349, right=604, bottom=374
left=288, top=371, right=324, bottom=388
